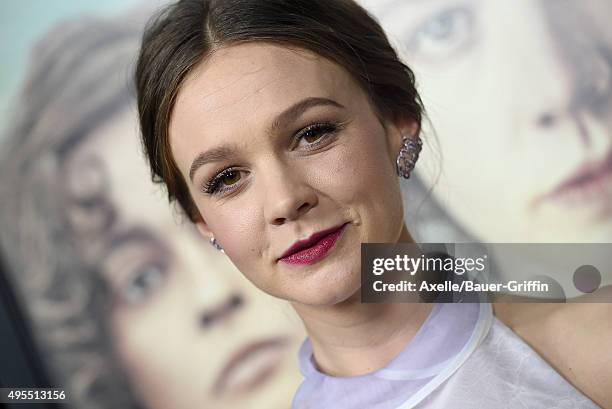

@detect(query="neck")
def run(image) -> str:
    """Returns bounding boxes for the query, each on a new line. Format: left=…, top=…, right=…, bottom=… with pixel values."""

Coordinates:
left=291, top=223, right=434, bottom=377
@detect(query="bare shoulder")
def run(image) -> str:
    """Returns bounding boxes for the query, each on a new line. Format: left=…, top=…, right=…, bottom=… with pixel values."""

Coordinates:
left=493, top=287, right=612, bottom=408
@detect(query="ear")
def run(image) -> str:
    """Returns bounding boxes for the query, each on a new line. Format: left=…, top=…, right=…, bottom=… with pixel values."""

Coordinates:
left=383, top=115, right=421, bottom=163
left=194, top=216, right=212, bottom=240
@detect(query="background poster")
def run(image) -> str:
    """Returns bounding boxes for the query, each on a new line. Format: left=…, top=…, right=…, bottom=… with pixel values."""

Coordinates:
left=0, top=2, right=304, bottom=409
left=1, top=1, right=610, bottom=408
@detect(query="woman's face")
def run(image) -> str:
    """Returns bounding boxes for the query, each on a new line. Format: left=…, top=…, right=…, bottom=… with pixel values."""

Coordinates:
left=170, top=43, right=412, bottom=306
left=69, top=109, right=304, bottom=409
left=362, top=0, right=612, bottom=242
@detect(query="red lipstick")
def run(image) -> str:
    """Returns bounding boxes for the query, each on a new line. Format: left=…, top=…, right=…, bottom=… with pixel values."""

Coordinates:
left=539, top=151, right=612, bottom=209
left=278, top=223, right=348, bottom=265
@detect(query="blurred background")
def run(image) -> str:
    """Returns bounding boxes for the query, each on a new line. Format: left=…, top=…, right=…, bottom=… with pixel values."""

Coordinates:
left=0, top=0, right=610, bottom=408
left=0, top=1, right=147, bottom=120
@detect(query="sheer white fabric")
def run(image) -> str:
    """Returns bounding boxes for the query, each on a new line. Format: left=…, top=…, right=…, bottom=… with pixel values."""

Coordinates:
left=293, top=303, right=599, bottom=409
left=416, top=316, right=599, bottom=408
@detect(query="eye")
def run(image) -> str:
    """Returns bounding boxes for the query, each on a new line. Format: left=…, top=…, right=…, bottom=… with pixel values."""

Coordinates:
left=121, top=260, right=167, bottom=305
left=294, top=122, right=342, bottom=150
left=219, top=169, right=241, bottom=186
left=407, top=7, right=476, bottom=61
left=203, top=168, right=247, bottom=195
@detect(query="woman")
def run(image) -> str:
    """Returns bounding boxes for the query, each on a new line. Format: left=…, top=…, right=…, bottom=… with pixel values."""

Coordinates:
left=0, top=10, right=304, bottom=409
left=134, top=0, right=611, bottom=408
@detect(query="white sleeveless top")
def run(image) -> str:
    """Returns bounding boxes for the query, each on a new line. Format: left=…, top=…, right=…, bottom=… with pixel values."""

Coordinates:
left=292, top=303, right=599, bottom=409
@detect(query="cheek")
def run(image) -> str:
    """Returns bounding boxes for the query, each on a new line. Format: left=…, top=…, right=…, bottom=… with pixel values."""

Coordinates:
left=318, top=128, right=404, bottom=237
left=112, top=309, right=186, bottom=405
left=110, top=289, right=221, bottom=408
left=206, top=207, right=264, bottom=280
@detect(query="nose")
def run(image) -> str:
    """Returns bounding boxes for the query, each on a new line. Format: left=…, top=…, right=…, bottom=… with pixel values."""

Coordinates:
left=192, top=263, right=247, bottom=329
left=261, top=160, right=318, bottom=226
left=199, top=292, right=244, bottom=329
left=540, top=1, right=611, bottom=119
left=503, top=8, right=574, bottom=132
left=507, top=2, right=611, bottom=145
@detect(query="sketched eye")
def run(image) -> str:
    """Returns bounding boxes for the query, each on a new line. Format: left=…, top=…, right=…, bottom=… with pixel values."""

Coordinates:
left=407, top=7, right=476, bottom=61
left=122, top=260, right=167, bottom=305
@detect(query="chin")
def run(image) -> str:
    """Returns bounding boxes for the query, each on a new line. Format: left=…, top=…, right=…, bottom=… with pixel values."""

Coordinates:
left=288, top=266, right=361, bottom=307
left=292, top=290, right=358, bottom=307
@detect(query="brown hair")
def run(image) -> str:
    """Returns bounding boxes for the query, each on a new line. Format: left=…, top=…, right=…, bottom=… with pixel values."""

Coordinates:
left=136, top=0, right=424, bottom=222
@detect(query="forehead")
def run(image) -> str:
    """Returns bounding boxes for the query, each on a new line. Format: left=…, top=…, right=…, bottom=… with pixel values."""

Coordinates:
left=169, top=42, right=363, bottom=161
left=175, top=42, right=356, bottom=114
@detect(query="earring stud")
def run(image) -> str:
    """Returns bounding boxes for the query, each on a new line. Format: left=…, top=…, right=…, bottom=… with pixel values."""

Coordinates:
left=396, top=134, right=423, bottom=179
left=210, top=236, right=224, bottom=252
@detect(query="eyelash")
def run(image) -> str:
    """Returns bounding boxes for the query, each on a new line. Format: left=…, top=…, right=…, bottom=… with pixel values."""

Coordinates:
left=202, top=121, right=343, bottom=195
left=202, top=167, right=241, bottom=195
left=294, top=121, right=342, bottom=150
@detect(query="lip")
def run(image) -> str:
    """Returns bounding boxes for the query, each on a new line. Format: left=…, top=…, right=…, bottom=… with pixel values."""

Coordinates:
left=212, top=336, right=289, bottom=397
left=278, top=222, right=348, bottom=265
left=536, top=151, right=612, bottom=209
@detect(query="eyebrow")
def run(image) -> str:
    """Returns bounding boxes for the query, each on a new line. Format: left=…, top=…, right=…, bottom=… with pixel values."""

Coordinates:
left=188, top=96, right=345, bottom=182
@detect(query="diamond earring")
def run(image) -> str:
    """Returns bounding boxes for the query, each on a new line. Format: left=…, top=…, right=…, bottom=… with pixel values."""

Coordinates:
left=210, top=236, right=224, bottom=253
left=396, top=134, right=423, bottom=179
